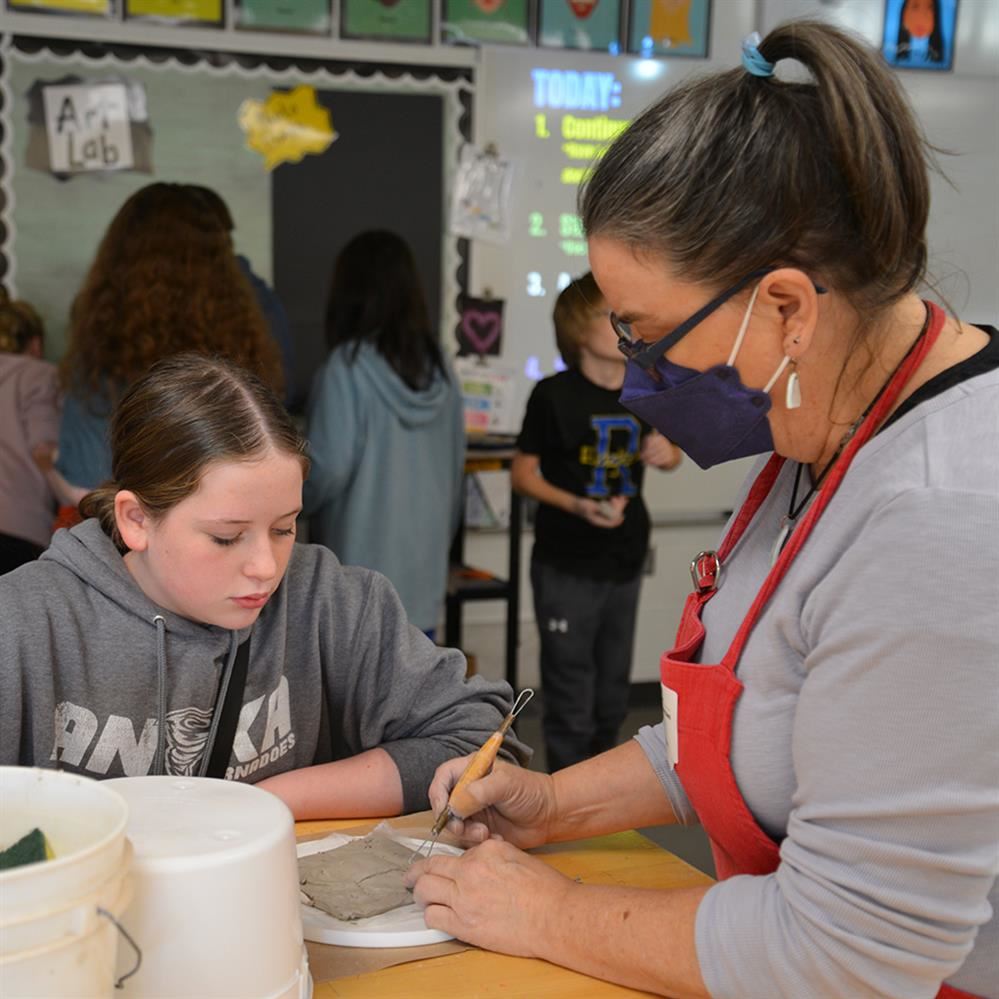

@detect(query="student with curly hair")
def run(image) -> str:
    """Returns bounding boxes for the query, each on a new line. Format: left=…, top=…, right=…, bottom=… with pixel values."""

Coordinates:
left=55, top=182, right=284, bottom=495
left=185, top=184, right=297, bottom=405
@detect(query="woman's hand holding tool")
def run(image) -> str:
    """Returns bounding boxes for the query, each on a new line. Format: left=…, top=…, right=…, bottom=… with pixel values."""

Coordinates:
left=426, top=755, right=557, bottom=850
left=410, top=689, right=541, bottom=859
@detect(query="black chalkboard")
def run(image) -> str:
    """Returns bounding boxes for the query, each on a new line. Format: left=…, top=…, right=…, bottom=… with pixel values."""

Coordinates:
left=272, top=88, right=444, bottom=408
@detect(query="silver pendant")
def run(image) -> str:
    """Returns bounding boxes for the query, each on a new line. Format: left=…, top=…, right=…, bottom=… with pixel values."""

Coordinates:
left=770, top=516, right=793, bottom=567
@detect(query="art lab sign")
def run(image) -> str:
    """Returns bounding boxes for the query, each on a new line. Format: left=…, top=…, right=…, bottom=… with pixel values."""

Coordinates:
left=42, top=82, right=134, bottom=174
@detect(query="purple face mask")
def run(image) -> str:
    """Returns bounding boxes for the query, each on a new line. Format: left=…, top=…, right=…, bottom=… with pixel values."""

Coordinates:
left=619, top=284, right=790, bottom=470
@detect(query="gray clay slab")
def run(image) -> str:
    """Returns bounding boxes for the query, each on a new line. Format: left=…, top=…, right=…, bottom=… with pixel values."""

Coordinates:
left=298, top=834, right=416, bottom=921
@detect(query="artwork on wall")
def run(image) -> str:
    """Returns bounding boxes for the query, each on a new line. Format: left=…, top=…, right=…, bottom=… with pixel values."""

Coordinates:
left=124, top=0, right=222, bottom=25
left=442, top=0, right=530, bottom=46
left=235, top=0, right=330, bottom=34
left=238, top=85, right=337, bottom=170
left=24, top=75, right=153, bottom=178
left=449, top=144, right=515, bottom=243
left=6, top=0, right=112, bottom=14
left=457, top=295, right=505, bottom=357
left=882, top=0, right=958, bottom=71
left=341, top=0, right=433, bottom=44
left=627, top=0, right=710, bottom=58
left=454, top=355, right=520, bottom=434
left=4, top=0, right=724, bottom=62
left=538, top=0, right=621, bottom=52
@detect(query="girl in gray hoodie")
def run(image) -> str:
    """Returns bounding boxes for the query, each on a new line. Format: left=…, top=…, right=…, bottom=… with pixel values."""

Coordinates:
left=0, top=353, right=527, bottom=819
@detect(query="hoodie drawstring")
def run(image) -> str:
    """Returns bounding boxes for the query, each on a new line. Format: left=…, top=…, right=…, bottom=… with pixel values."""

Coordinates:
left=197, top=632, right=240, bottom=779
left=150, top=621, right=240, bottom=778
left=152, top=615, right=167, bottom=776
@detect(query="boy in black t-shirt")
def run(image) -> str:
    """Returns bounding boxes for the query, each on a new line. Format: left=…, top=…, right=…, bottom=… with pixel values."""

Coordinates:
left=512, top=273, right=681, bottom=772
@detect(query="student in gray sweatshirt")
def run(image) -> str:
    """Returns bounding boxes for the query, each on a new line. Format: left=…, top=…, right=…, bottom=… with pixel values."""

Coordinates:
left=0, top=353, right=528, bottom=819
left=405, top=21, right=998, bottom=999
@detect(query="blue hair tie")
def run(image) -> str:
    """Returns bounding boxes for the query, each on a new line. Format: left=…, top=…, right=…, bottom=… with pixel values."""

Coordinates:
left=741, top=31, right=775, bottom=78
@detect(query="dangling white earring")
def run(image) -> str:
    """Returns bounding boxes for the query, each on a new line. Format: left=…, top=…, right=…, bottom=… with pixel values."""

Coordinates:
left=785, top=367, right=801, bottom=410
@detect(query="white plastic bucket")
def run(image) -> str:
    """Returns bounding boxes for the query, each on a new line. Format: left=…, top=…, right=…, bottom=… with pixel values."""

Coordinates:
left=106, top=776, right=312, bottom=999
left=0, top=871, right=135, bottom=998
left=0, top=767, right=134, bottom=998
left=1, top=841, right=132, bottom=955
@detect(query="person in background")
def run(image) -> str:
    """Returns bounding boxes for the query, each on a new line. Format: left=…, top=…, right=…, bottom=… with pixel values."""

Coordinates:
left=303, top=230, right=465, bottom=640
left=0, top=290, right=60, bottom=573
left=512, top=273, right=681, bottom=772
left=408, top=22, right=998, bottom=999
left=186, top=184, right=297, bottom=407
left=53, top=182, right=283, bottom=496
left=0, top=353, right=528, bottom=818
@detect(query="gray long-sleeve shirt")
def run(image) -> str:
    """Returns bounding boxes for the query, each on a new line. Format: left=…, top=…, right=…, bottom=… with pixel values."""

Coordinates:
left=1, top=520, right=529, bottom=811
left=636, top=363, right=999, bottom=998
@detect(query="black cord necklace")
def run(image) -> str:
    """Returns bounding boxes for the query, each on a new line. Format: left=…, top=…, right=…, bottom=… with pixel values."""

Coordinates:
left=769, top=307, right=930, bottom=567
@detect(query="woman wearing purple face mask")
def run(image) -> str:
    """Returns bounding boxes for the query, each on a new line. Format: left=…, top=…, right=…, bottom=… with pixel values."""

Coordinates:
left=406, top=20, right=998, bottom=999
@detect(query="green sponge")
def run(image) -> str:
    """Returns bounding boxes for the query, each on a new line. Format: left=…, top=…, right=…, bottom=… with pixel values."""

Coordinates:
left=0, top=828, right=53, bottom=870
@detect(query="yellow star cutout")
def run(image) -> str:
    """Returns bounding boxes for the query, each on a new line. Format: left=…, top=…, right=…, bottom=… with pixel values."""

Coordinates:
left=237, top=85, right=336, bottom=171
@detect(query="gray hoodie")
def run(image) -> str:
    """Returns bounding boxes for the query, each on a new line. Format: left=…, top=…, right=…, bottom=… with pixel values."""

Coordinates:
left=303, top=342, right=465, bottom=632
left=0, top=519, right=528, bottom=811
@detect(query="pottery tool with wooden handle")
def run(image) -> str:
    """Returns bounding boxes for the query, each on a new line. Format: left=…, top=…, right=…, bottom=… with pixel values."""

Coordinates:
left=409, top=688, right=534, bottom=862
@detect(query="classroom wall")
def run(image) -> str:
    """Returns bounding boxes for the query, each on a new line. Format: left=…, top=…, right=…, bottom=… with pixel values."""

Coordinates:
left=0, top=43, right=469, bottom=365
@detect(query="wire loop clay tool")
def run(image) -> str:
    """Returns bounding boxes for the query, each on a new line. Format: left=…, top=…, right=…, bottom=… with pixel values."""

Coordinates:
left=409, top=688, right=534, bottom=863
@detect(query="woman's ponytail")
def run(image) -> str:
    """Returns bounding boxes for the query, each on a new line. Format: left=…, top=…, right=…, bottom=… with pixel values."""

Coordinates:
left=581, top=19, right=937, bottom=317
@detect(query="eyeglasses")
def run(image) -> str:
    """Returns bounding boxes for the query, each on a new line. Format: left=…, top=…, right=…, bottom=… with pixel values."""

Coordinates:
left=610, top=267, right=826, bottom=371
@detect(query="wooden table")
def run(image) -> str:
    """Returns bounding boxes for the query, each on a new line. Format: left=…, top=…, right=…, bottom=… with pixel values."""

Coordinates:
left=297, top=816, right=713, bottom=998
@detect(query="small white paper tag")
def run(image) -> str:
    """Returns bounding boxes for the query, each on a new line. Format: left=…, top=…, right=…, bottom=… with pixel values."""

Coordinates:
left=661, top=683, right=679, bottom=770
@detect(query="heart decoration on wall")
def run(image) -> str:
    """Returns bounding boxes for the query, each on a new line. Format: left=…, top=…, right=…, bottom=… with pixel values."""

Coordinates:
left=567, top=0, right=599, bottom=19
left=457, top=296, right=505, bottom=357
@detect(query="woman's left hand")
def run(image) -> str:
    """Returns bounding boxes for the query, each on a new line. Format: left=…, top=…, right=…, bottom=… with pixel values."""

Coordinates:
left=404, top=837, right=573, bottom=958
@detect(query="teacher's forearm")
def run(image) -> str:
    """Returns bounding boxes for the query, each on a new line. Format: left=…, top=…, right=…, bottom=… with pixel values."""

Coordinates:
left=541, top=881, right=710, bottom=998
left=547, top=741, right=678, bottom=842
left=256, top=747, right=404, bottom=821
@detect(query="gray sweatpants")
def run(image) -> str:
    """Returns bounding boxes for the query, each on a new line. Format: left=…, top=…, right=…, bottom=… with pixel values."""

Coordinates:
left=530, top=557, right=642, bottom=773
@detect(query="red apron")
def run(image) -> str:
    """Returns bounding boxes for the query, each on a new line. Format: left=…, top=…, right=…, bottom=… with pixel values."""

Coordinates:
left=661, top=303, right=977, bottom=999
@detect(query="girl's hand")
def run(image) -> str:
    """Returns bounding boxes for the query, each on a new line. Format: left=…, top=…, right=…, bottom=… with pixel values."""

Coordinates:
left=574, top=495, right=627, bottom=528
left=426, top=757, right=558, bottom=849
left=640, top=431, right=682, bottom=470
left=404, top=838, right=574, bottom=958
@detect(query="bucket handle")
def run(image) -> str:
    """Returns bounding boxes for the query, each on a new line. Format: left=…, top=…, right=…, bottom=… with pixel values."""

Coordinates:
left=97, top=907, right=142, bottom=989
